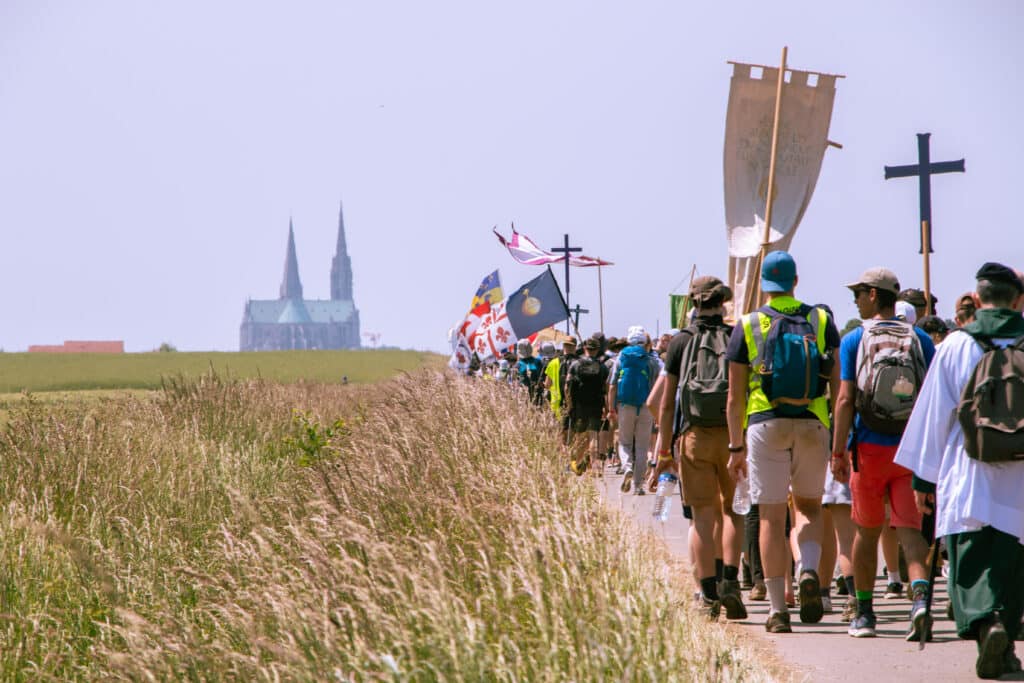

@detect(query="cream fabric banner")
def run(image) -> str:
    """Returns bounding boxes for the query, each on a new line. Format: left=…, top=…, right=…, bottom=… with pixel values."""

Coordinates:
left=723, top=63, right=837, bottom=315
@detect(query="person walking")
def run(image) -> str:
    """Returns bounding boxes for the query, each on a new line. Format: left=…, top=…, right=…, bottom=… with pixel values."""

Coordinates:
left=725, top=251, right=841, bottom=633
left=895, top=262, right=1024, bottom=679
left=608, top=326, right=660, bottom=495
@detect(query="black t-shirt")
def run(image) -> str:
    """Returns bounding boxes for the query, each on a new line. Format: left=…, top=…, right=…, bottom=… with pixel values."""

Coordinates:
left=724, top=302, right=841, bottom=424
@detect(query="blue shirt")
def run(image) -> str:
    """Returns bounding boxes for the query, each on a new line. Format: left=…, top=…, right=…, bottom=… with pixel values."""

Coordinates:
left=840, top=320, right=936, bottom=446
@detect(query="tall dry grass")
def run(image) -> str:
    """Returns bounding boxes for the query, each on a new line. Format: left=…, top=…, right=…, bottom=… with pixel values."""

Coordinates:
left=0, top=372, right=777, bottom=681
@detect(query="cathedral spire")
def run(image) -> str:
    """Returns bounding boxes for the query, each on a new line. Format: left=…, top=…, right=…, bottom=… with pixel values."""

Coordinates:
left=279, top=218, right=304, bottom=300
left=330, top=201, right=354, bottom=301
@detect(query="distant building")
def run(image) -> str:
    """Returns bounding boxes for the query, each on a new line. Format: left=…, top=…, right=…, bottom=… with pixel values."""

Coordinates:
left=29, top=340, right=125, bottom=353
left=239, top=203, right=360, bottom=351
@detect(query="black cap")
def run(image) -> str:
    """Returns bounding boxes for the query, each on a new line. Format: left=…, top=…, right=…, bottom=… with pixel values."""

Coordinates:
left=975, top=262, right=1024, bottom=293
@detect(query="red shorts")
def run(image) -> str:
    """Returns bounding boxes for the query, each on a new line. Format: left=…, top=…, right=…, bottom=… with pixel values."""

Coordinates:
left=849, top=441, right=922, bottom=530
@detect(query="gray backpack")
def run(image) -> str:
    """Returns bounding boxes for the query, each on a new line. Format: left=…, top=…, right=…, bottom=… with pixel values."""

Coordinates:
left=678, top=322, right=731, bottom=428
left=854, top=320, right=927, bottom=435
left=957, top=332, right=1024, bottom=462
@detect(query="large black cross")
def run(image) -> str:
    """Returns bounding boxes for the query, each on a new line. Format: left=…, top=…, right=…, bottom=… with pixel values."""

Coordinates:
left=551, top=234, right=582, bottom=334
left=884, top=133, right=965, bottom=254
left=569, top=304, right=589, bottom=331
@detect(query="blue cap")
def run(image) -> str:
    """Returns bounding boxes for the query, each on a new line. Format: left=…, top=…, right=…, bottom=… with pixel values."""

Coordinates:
left=761, top=251, right=796, bottom=293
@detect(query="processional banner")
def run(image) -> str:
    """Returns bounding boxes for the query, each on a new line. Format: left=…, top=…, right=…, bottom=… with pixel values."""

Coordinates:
left=723, top=62, right=838, bottom=314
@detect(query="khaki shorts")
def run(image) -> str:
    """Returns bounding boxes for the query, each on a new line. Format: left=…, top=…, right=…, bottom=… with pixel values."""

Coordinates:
left=747, top=418, right=829, bottom=505
left=678, top=425, right=735, bottom=508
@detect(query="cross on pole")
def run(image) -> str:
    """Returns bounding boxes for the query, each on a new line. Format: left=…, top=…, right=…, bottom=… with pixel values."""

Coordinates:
left=884, top=133, right=965, bottom=254
left=551, top=234, right=582, bottom=334
left=569, top=304, right=589, bottom=331
left=884, top=133, right=965, bottom=317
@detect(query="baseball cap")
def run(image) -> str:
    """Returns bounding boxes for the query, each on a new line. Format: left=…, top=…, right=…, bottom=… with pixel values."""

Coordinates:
left=583, top=337, right=601, bottom=351
left=894, top=300, right=917, bottom=324
left=845, top=267, right=900, bottom=295
left=516, top=338, right=534, bottom=357
left=689, top=275, right=733, bottom=304
left=761, top=251, right=796, bottom=293
left=976, top=262, right=1024, bottom=293
left=898, top=288, right=937, bottom=308
left=539, top=341, right=556, bottom=357
left=626, top=325, right=647, bottom=345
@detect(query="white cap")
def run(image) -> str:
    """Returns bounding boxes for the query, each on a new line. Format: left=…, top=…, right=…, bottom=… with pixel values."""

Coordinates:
left=626, top=325, right=647, bottom=345
left=895, top=300, right=917, bottom=325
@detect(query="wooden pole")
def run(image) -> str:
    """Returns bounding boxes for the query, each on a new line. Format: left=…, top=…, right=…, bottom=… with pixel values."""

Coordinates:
left=922, top=220, right=933, bottom=316
left=749, top=45, right=788, bottom=313
left=684, top=264, right=697, bottom=324
left=597, top=265, right=605, bottom=333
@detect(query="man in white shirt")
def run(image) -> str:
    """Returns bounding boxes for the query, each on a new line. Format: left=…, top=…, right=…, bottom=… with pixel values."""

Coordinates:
left=894, top=262, right=1024, bottom=679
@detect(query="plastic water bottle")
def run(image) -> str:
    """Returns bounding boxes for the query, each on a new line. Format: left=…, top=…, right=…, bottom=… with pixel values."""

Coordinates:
left=732, top=474, right=751, bottom=515
left=652, top=472, right=678, bottom=522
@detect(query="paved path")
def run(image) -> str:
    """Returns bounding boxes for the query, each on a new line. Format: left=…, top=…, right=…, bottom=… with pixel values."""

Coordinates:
left=594, top=464, right=1024, bottom=682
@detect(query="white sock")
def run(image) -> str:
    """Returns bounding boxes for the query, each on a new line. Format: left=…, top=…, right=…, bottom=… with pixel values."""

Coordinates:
left=798, top=541, right=821, bottom=577
left=766, top=576, right=788, bottom=614
left=888, top=571, right=900, bottom=585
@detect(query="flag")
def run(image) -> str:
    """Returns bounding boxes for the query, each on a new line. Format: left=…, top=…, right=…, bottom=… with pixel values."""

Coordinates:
left=493, top=227, right=613, bottom=267
left=469, top=269, right=569, bottom=361
left=449, top=301, right=491, bottom=369
left=723, top=61, right=839, bottom=314
left=670, top=294, right=691, bottom=329
left=469, top=270, right=503, bottom=309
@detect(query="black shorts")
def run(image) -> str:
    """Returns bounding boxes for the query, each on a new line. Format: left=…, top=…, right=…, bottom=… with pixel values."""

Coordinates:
left=571, top=415, right=602, bottom=433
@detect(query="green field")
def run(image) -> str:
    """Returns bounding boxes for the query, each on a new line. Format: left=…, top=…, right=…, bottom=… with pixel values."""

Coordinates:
left=0, top=349, right=444, bottom=393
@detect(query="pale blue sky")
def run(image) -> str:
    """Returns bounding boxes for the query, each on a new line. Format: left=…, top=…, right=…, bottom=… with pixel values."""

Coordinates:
left=1, top=1, right=1020, bottom=352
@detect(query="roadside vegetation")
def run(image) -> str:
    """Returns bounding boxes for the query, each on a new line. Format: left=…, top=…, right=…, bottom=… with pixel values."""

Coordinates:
left=0, top=371, right=776, bottom=680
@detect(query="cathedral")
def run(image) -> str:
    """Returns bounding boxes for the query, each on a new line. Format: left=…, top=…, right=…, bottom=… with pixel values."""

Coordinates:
left=239, top=204, right=361, bottom=351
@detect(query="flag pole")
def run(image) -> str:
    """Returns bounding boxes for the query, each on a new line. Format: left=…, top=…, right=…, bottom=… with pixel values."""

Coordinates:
left=922, top=220, right=933, bottom=316
left=597, top=265, right=605, bottom=334
left=684, top=264, right=697, bottom=324
left=749, top=45, right=788, bottom=313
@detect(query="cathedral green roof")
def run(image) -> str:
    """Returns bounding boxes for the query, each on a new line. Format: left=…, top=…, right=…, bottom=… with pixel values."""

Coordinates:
left=245, top=299, right=355, bottom=325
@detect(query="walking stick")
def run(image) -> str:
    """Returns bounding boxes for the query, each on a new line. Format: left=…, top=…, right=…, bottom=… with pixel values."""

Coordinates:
left=919, top=523, right=942, bottom=650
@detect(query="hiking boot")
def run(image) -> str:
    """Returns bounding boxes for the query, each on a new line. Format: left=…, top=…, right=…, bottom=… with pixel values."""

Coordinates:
left=1004, top=645, right=1022, bottom=674
left=976, top=617, right=1009, bottom=679
left=749, top=581, right=767, bottom=601
left=840, top=596, right=857, bottom=623
left=620, top=472, right=632, bottom=493
left=719, top=579, right=748, bottom=620
left=835, top=575, right=849, bottom=596
left=906, top=595, right=934, bottom=643
left=697, top=595, right=721, bottom=621
left=883, top=581, right=904, bottom=599
left=765, top=611, right=792, bottom=633
left=848, top=611, right=877, bottom=638
left=798, top=570, right=824, bottom=624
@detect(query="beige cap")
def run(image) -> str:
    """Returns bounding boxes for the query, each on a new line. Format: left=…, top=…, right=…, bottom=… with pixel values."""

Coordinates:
left=845, top=267, right=900, bottom=295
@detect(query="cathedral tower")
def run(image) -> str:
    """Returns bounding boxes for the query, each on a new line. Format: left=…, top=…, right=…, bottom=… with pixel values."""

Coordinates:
left=330, top=202, right=354, bottom=301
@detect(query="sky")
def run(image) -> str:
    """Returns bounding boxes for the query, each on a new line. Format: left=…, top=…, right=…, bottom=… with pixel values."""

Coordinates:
left=1, top=1, right=1021, bottom=353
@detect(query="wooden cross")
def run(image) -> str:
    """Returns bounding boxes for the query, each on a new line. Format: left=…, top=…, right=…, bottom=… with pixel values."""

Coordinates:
left=569, top=304, right=589, bottom=331
left=551, top=233, right=582, bottom=333
left=884, top=133, right=965, bottom=255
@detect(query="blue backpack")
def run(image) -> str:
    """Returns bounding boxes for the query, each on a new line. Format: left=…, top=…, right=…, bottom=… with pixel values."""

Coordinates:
left=616, top=345, right=651, bottom=408
left=750, top=306, right=831, bottom=416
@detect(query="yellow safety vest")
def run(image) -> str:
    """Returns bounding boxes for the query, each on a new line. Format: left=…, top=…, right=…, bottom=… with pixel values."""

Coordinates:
left=545, top=356, right=562, bottom=419
left=740, top=296, right=831, bottom=427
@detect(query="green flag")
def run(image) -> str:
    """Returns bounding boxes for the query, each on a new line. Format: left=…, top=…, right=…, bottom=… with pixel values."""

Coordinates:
left=670, top=294, right=691, bottom=329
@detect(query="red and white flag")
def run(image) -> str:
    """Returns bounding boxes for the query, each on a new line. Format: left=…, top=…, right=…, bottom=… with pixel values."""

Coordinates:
left=470, top=301, right=516, bottom=361
left=493, top=227, right=613, bottom=267
left=449, top=301, right=491, bottom=369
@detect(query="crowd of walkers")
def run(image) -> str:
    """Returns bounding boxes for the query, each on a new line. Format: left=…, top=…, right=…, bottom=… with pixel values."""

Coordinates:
left=463, top=251, right=1024, bottom=680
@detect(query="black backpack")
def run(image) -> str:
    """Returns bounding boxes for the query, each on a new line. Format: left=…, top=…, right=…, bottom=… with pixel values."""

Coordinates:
left=957, top=332, right=1024, bottom=462
left=568, top=356, right=605, bottom=410
left=678, top=320, right=731, bottom=428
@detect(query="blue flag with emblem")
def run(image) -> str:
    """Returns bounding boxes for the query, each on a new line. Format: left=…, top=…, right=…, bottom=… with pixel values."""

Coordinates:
left=506, top=268, right=569, bottom=338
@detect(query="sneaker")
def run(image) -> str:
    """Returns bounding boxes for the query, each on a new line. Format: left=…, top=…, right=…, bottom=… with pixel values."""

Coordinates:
left=884, top=581, right=904, bottom=599
left=835, top=575, right=849, bottom=596
left=906, top=595, right=934, bottom=643
left=741, top=561, right=753, bottom=590
left=798, top=570, right=824, bottom=624
left=634, top=488, right=645, bottom=496
left=620, top=473, right=632, bottom=493
left=977, top=617, right=1009, bottom=679
left=614, top=466, right=625, bottom=475
left=765, top=611, right=792, bottom=633
left=848, top=611, right=877, bottom=638
left=719, top=579, right=748, bottom=620
left=821, top=594, right=833, bottom=614
left=749, top=581, right=767, bottom=601
left=1004, top=645, right=1022, bottom=674
left=698, top=596, right=721, bottom=621
left=840, top=596, right=857, bottom=623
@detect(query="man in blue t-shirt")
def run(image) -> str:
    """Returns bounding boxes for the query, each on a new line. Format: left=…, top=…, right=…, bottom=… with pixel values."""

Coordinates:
left=830, top=267, right=936, bottom=641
